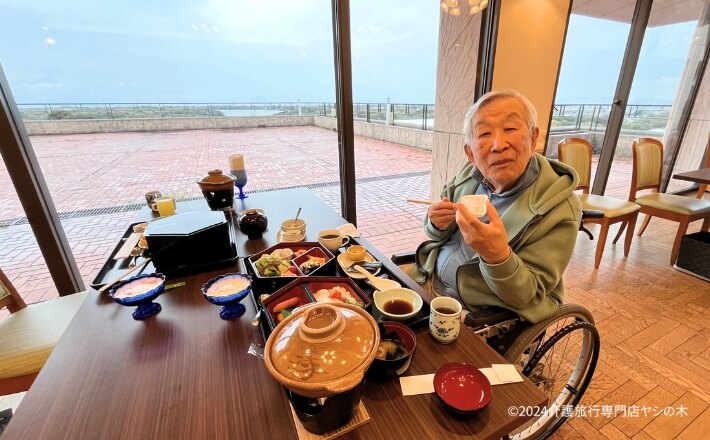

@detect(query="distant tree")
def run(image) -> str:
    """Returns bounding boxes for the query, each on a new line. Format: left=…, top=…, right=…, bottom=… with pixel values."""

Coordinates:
left=49, top=110, right=74, bottom=120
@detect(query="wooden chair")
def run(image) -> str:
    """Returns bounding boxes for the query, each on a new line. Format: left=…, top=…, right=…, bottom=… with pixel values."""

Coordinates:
left=0, top=268, right=87, bottom=395
left=696, top=133, right=710, bottom=199
left=558, top=138, right=641, bottom=268
left=630, top=138, right=710, bottom=264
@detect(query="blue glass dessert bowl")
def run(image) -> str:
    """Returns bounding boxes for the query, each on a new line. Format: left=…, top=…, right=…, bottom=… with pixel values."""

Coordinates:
left=201, top=273, right=252, bottom=320
left=109, top=273, right=166, bottom=320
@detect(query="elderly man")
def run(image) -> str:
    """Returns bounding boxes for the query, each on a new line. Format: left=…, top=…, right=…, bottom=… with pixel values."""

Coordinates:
left=415, top=90, right=581, bottom=323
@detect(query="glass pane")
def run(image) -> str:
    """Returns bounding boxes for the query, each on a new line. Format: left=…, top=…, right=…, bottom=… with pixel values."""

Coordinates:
left=547, top=2, right=633, bottom=196
left=349, top=1, right=438, bottom=255
left=0, top=1, right=339, bottom=296
left=0, top=155, right=56, bottom=310
left=615, top=1, right=704, bottom=197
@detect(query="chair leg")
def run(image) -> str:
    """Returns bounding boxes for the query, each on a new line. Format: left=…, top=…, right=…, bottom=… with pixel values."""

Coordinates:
left=624, top=213, right=638, bottom=257
left=702, top=216, right=710, bottom=232
left=670, top=218, right=690, bottom=264
left=696, top=184, right=707, bottom=199
left=638, top=214, right=652, bottom=236
left=612, top=221, right=627, bottom=244
left=594, top=219, right=611, bottom=269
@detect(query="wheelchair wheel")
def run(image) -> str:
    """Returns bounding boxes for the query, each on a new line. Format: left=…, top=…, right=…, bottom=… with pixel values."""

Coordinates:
left=503, top=304, right=600, bottom=440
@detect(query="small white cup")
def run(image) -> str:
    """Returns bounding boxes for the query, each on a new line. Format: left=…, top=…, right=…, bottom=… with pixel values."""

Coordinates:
left=318, top=229, right=350, bottom=252
left=461, top=194, right=487, bottom=217
left=281, top=218, right=306, bottom=233
left=429, top=297, right=462, bottom=344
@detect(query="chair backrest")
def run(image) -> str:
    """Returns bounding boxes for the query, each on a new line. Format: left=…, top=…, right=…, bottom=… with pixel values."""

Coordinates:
left=0, top=268, right=27, bottom=314
left=630, top=137, right=664, bottom=201
left=558, top=138, right=592, bottom=194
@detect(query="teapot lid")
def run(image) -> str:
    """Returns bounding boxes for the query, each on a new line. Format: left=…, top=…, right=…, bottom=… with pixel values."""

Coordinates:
left=265, top=303, right=378, bottom=385
left=198, top=169, right=235, bottom=187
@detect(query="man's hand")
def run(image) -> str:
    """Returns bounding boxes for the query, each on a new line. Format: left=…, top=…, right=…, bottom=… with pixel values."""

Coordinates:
left=428, top=197, right=458, bottom=231
left=456, top=200, right=511, bottom=264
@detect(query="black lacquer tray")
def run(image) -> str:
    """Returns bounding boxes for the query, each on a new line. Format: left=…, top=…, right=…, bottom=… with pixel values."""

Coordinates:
left=91, top=222, right=239, bottom=290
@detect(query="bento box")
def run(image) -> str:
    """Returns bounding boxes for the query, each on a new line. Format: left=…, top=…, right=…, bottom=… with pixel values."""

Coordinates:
left=261, top=276, right=371, bottom=329
left=245, top=242, right=336, bottom=294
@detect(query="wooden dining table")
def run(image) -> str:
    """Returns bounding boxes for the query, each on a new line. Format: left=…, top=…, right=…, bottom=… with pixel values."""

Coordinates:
left=3, top=188, right=547, bottom=440
left=673, top=167, right=710, bottom=186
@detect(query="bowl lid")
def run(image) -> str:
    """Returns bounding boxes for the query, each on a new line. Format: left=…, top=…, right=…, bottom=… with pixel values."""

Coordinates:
left=197, top=169, right=235, bottom=187
left=266, top=303, right=378, bottom=385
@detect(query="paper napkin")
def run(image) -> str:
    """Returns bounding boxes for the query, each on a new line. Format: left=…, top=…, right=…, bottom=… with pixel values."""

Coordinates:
left=492, top=364, right=523, bottom=383
left=337, top=223, right=360, bottom=238
left=479, top=364, right=524, bottom=385
left=400, top=374, right=435, bottom=396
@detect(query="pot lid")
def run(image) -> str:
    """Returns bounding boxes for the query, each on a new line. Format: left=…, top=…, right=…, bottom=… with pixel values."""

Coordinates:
left=145, top=211, right=226, bottom=236
left=197, top=169, right=235, bottom=187
left=266, top=303, right=378, bottom=385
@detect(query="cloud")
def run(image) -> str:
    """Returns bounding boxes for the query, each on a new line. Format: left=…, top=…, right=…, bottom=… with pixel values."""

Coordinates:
left=35, top=82, right=65, bottom=88
left=44, top=37, right=57, bottom=45
left=197, top=0, right=332, bottom=46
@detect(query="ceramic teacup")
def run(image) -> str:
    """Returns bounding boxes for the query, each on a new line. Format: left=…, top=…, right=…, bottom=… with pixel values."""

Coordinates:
left=318, top=229, right=350, bottom=252
left=429, top=297, right=462, bottom=344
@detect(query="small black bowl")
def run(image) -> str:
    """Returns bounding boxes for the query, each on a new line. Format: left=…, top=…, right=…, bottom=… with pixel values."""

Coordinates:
left=367, top=321, right=416, bottom=380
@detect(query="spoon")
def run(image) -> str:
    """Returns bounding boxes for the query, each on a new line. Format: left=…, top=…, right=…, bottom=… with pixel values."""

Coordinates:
left=251, top=294, right=270, bottom=326
left=352, top=265, right=401, bottom=291
left=127, top=247, right=142, bottom=268
left=293, top=207, right=302, bottom=227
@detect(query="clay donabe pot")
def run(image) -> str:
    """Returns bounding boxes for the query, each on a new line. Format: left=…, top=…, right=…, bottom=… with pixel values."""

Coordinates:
left=197, top=169, right=235, bottom=210
left=264, top=303, right=380, bottom=434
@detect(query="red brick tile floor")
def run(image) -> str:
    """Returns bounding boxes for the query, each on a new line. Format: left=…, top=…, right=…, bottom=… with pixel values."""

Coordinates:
left=0, top=126, right=704, bottom=306
left=0, top=126, right=431, bottom=303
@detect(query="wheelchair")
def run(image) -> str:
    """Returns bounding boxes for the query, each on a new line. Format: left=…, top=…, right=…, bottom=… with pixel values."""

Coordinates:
left=391, top=210, right=602, bottom=440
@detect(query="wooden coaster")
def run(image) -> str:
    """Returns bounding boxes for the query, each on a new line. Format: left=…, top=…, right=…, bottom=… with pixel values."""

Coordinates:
left=289, top=401, right=370, bottom=440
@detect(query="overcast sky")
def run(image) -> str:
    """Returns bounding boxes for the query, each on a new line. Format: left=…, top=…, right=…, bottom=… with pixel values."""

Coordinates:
left=0, top=0, right=698, bottom=105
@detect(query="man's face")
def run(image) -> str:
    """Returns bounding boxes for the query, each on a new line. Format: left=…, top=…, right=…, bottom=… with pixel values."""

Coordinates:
left=464, top=97, right=539, bottom=193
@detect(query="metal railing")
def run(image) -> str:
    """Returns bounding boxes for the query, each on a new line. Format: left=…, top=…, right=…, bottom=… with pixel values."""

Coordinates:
left=551, top=103, right=672, bottom=133
left=17, top=101, right=436, bottom=131
left=16, top=101, right=672, bottom=134
left=17, top=102, right=333, bottom=121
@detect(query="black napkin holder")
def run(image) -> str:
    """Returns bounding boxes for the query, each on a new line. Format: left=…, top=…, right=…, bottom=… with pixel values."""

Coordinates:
left=144, top=211, right=236, bottom=274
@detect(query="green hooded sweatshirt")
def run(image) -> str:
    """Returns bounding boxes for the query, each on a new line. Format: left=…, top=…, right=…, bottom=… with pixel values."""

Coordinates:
left=416, top=154, right=581, bottom=324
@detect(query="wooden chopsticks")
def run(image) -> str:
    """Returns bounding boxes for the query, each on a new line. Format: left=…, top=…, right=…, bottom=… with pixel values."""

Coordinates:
left=406, top=198, right=434, bottom=206
left=98, top=258, right=152, bottom=293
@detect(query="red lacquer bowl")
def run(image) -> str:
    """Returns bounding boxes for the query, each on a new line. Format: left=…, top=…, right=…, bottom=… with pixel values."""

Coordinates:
left=434, top=363, right=492, bottom=415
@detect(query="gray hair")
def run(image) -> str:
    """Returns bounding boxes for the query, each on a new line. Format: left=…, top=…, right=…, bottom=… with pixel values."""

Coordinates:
left=463, top=89, right=538, bottom=145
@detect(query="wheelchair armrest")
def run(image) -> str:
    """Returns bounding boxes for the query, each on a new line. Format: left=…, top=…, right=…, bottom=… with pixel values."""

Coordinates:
left=464, top=306, right=518, bottom=328
left=391, top=251, right=416, bottom=265
left=582, top=209, right=604, bottom=220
